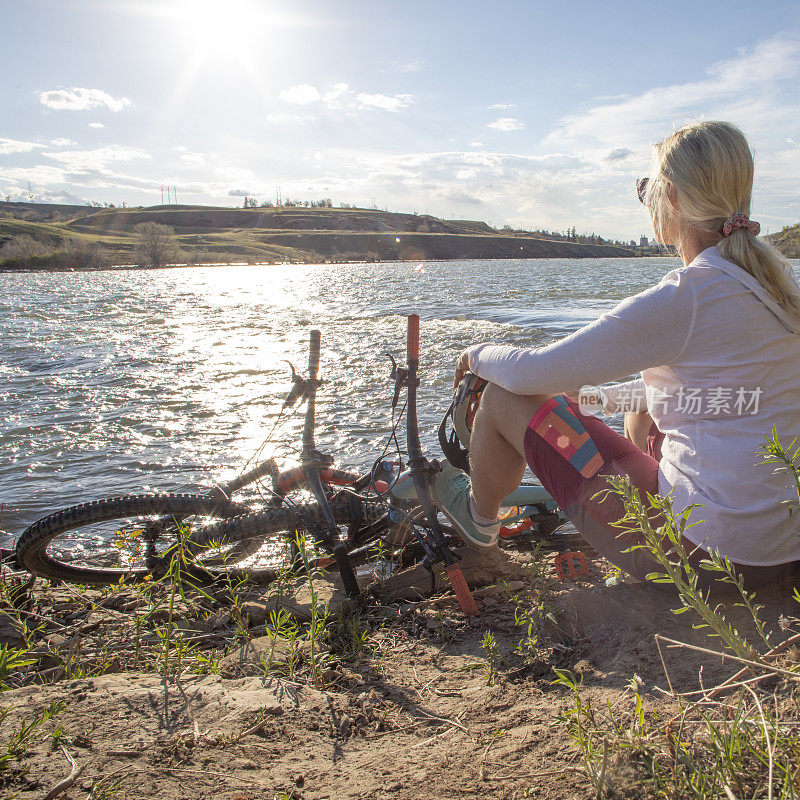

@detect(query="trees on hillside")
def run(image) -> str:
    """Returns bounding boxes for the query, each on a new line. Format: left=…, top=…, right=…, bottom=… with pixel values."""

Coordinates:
left=133, top=222, right=179, bottom=268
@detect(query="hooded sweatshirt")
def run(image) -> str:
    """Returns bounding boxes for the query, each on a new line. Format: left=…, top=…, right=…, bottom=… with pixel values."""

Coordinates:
left=464, top=245, right=800, bottom=566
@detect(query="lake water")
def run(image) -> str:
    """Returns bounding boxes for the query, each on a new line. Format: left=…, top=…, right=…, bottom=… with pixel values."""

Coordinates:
left=2, top=255, right=794, bottom=547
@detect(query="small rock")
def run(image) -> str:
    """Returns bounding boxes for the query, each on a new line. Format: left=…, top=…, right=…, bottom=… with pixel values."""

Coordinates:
left=321, top=669, right=339, bottom=685
left=505, top=580, right=525, bottom=592
left=196, top=609, right=231, bottom=632
left=240, top=597, right=280, bottom=625
left=232, top=758, right=259, bottom=770
left=482, top=598, right=498, bottom=608
left=45, top=633, right=68, bottom=648
left=426, top=618, right=443, bottom=630
left=0, top=612, right=23, bottom=646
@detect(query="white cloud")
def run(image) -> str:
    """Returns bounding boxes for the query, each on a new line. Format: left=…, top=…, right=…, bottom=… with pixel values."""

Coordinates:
left=179, top=151, right=208, bottom=167
left=89, top=122, right=105, bottom=129
left=279, top=84, right=321, bottom=105
left=0, top=137, right=44, bottom=155
left=278, top=82, right=414, bottom=113
left=470, top=141, right=484, bottom=148
left=487, top=117, right=525, bottom=131
left=49, top=137, right=76, bottom=146
left=547, top=34, right=800, bottom=150
left=39, top=87, right=132, bottom=112
left=355, top=92, right=414, bottom=111
left=489, top=103, right=517, bottom=111
left=323, top=82, right=350, bottom=104
left=43, top=145, right=150, bottom=172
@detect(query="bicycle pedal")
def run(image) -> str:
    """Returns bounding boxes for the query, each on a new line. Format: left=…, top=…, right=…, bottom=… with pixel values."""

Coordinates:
left=554, top=551, right=589, bottom=581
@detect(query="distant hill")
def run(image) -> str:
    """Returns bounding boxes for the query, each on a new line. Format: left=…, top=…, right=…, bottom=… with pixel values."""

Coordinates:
left=767, top=223, right=800, bottom=258
left=0, top=201, right=636, bottom=269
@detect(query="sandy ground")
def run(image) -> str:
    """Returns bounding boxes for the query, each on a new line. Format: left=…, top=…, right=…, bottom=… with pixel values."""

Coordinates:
left=2, top=549, right=797, bottom=800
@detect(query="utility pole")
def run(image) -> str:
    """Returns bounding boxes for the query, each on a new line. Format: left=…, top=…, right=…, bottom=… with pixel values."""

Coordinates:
left=161, top=186, right=164, bottom=204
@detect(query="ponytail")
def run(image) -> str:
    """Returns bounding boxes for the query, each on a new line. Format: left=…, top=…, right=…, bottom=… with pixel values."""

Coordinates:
left=717, top=228, right=800, bottom=316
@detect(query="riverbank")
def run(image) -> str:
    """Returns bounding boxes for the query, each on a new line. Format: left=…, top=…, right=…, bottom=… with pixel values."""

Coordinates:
left=2, top=546, right=799, bottom=799
left=0, top=202, right=639, bottom=270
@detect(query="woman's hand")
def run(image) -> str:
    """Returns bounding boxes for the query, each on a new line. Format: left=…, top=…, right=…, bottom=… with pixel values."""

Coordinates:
left=454, top=349, right=472, bottom=388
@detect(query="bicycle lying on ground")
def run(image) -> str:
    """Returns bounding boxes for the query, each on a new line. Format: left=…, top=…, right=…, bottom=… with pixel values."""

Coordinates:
left=14, top=316, right=579, bottom=613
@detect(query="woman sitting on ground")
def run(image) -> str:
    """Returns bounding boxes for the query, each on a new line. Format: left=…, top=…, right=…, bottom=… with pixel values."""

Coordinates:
left=432, top=120, right=800, bottom=591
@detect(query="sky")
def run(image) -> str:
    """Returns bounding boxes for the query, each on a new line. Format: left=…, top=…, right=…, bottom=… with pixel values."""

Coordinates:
left=1, top=0, right=799, bottom=240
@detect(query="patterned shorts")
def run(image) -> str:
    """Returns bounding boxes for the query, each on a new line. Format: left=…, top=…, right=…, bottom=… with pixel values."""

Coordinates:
left=523, top=395, right=663, bottom=579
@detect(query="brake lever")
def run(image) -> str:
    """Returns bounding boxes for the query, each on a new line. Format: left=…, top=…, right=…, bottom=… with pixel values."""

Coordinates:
left=388, top=353, right=410, bottom=410
left=282, top=359, right=323, bottom=409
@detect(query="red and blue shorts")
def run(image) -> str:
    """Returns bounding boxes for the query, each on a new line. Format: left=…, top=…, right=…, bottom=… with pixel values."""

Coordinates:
left=523, top=395, right=664, bottom=580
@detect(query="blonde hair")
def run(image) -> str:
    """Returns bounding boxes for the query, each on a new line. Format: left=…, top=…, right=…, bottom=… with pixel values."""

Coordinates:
left=644, top=120, right=800, bottom=316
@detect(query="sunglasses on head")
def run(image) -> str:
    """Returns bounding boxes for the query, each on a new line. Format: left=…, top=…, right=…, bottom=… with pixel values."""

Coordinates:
left=636, top=177, right=649, bottom=204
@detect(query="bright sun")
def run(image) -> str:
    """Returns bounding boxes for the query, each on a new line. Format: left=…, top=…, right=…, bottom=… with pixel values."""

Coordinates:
left=176, top=0, right=265, bottom=57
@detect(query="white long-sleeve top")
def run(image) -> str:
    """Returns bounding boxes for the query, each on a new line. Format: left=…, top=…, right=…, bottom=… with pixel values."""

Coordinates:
left=465, top=246, right=800, bottom=566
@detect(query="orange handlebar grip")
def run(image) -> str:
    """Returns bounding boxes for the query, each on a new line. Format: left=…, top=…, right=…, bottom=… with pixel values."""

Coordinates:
left=407, top=314, right=419, bottom=360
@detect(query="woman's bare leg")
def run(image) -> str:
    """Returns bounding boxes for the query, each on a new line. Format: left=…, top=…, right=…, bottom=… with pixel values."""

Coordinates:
left=467, top=383, right=551, bottom=520
left=624, top=410, right=654, bottom=452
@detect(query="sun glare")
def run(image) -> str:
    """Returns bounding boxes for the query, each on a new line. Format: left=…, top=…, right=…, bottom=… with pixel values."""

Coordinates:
left=177, top=0, right=262, bottom=55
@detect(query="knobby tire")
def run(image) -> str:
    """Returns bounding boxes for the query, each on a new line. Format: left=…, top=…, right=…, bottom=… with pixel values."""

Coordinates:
left=16, top=494, right=382, bottom=586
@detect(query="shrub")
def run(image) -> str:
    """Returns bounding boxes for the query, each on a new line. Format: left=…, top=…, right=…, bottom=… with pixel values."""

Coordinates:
left=132, top=222, right=178, bottom=268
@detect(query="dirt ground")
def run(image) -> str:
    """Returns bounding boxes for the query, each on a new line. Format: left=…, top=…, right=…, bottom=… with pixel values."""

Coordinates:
left=2, top=548, right=798, bottom=800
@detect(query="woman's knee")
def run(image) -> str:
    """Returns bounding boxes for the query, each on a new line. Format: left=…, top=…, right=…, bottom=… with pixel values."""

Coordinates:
left=475, top=383, right=553, bottom=447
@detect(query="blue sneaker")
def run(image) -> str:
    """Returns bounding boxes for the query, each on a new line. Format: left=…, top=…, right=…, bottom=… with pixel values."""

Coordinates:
left=431, top=462, right=500, bottom=550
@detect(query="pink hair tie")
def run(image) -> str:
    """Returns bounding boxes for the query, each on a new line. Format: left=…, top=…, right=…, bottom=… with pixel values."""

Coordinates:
left=723, top=212, right=760, bottom=237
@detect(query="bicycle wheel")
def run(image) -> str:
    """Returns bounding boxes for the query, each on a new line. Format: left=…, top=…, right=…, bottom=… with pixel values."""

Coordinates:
left=16, top=494, right=253, bottom=586
left=17, top=495, right=386, bottom=586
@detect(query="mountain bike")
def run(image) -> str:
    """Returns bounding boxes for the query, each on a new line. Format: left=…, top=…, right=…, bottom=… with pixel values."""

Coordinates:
left=14, top=317, right=577, bottom=612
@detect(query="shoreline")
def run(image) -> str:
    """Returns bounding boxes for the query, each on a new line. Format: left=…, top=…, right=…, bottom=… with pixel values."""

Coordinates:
left=0, top=252, right=678, bottom=274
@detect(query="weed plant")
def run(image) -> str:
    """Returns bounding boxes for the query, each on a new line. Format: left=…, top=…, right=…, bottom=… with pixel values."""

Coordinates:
left=291, top=529, right=333, bottom=685
left=480, top=629, right=502, bottom=685
left=0, top=701, right=65, bottom=775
